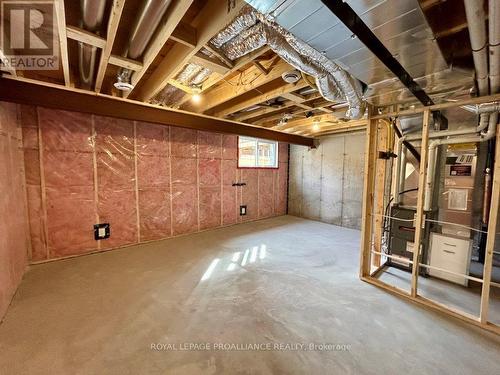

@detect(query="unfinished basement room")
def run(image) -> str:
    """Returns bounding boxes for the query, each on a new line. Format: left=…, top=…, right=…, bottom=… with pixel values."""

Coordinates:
left=1, top=0, right=500, bottom=373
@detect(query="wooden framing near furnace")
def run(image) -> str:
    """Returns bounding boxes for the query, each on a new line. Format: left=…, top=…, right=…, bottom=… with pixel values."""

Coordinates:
left=359, top=92, right=500, bottom=335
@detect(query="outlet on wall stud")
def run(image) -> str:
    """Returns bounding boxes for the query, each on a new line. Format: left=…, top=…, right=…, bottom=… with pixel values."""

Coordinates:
left=240, top=205, right=247, bottom=216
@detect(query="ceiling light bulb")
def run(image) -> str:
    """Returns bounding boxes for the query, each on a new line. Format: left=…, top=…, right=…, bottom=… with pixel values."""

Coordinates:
left=191, top=93, right=201, bottom=103
left=312, top=121, right=320, bottom=132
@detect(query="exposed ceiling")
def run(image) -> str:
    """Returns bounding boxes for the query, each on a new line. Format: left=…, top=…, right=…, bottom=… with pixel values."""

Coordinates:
left=0, top=0, right=481, bottom=137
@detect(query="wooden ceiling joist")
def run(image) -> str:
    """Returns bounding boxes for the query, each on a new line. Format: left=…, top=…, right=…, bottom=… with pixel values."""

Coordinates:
left=0, top=77, right=314, bottom=147
left=169, top=21, right=197, bottom=48
left=54, top=0, right=70, bottom=86
left=192, top=59, right=295, bottom=113
left=134, top=0, right=246, bottom=102
left=176, top=46, right=271, bottom=108
left=94, top=0, right=126, bottom=93
left=191, top=53, right=230, bottom=75
left=213, top=80, right=310, bottom=118
left=123, top=0, right=195, bottom=98
left=232, top=102, right=295, bottom=122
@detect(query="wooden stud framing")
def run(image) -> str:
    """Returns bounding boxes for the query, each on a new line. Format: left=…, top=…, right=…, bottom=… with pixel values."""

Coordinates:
left=410, top=109, right=430, bottom=297
left=360, top=95, right=500, bottom=334
left=373, top=121, right=389, bottom=266
left=359, top=106, right=378, bottom=277
left=94, top=0, right=125, bottom=93
left=479, top=125, right=500, bottom=323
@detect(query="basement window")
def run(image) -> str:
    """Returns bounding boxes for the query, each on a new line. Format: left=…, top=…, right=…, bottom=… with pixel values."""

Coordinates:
left=238, top=136, right=278, bottom=168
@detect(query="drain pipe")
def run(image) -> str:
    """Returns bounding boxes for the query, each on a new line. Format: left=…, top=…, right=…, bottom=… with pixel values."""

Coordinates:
left=79, top=0, right=107, bottom=89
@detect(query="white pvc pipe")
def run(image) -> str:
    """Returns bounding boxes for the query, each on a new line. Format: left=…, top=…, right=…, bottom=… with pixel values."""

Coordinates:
left=490, top=0, right=499, bottom=94
left=464, top=0, right=489, bottom=96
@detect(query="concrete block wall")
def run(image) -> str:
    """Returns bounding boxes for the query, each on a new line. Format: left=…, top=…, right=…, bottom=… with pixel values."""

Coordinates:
left=288, top=132, right=365, bottom=230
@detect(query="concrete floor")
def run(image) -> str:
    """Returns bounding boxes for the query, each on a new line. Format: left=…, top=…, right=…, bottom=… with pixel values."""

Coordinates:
left=0, top=216, right=499, bottom=374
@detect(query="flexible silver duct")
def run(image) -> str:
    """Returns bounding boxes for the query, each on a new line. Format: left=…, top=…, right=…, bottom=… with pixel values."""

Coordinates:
left=152, top=63, right=212, bottom=106
left=79, top=0, right=106, bottom=89
left=116, top=0, right=172, bottom=90
left=175, top=63, right=212, bottom=87
left=209, top=7, right=366, bottom=119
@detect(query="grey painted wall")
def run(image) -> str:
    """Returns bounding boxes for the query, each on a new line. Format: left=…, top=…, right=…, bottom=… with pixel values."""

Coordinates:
left=288, top=132, right=366, bottom=230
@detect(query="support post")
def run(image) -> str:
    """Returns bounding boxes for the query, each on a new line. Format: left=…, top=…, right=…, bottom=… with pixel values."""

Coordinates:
left=359, top=106, right=378, bottom=277
left=411, top=109, right=431, bottom=297
left=480, top=125, right=500, bottom=323
left=373, top=120, right=389, bottom=266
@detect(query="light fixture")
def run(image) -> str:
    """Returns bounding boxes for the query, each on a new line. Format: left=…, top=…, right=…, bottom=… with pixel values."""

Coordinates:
left=191, top=86, right=202, bottom=103
left=312, top=119, right=320, bottom=132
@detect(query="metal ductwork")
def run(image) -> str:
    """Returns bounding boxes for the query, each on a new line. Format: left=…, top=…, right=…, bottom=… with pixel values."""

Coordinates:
left=208, top=7, right=366, bottom=119
left=114, top=0, right=172, bottom=91
left=79, top=0, right=107, bottom=89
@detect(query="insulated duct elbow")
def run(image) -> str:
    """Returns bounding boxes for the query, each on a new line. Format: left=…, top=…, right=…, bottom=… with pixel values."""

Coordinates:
left=209, top=7, right=366, bottom=119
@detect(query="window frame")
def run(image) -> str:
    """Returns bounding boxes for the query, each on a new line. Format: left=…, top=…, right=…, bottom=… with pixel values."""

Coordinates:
left=237, top=136, right=279, bottom=169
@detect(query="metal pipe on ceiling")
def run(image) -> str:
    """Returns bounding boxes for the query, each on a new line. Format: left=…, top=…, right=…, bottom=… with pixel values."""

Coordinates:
left=464, top=0, right=489, bottom=96
left=79, top=0, right=107, bottom=89
left=115, top=0, right=172, bottom=91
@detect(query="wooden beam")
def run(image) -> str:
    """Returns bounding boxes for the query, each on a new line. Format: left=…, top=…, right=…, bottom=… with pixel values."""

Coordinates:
left=0, top=77, right=314, bottom=147
left=191, top=53, right=230, bottom=75
left=479, top=125, right=500, bottom=323
left=94, top=0, right=125, bottom=93
left=176, top=46, right=271, bottom=108
left=54, top=0, right=70, bottom=86
left=410, top=109, right=431, bottom=297
left=232, top=102, right=294, bottom=122
left=213, top=80, right=310, bottom=118
left=134, top=0, right=245, bottom=101
left=124, top=0, right=194, bottom=98
left=252, top=61, right=269, bottom=75
left=204, top=45, right=233, bottom=68
left=66, top=26, right=106, bottom=49
left=359, top=106, right=377, bottom=277
left=194, top=59, right=294, bottom=113
left=170, top=21, right=197, bottom=48
left=108, top=55, right=143, bottom=71
left=167, top=79, right=195, bottom=94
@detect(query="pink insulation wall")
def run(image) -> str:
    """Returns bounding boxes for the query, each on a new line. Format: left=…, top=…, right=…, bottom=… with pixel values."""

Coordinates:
left=20, top=105, right=289, bottom=262
left=0, top=102, right=30, bottom=320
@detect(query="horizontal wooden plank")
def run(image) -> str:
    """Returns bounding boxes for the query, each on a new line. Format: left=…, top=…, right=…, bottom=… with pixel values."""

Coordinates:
left=0, top=77, right=314, bottom=147
left=66, top=25, right=106, bottom=48
left=108, top=55, right=143, bottom=71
